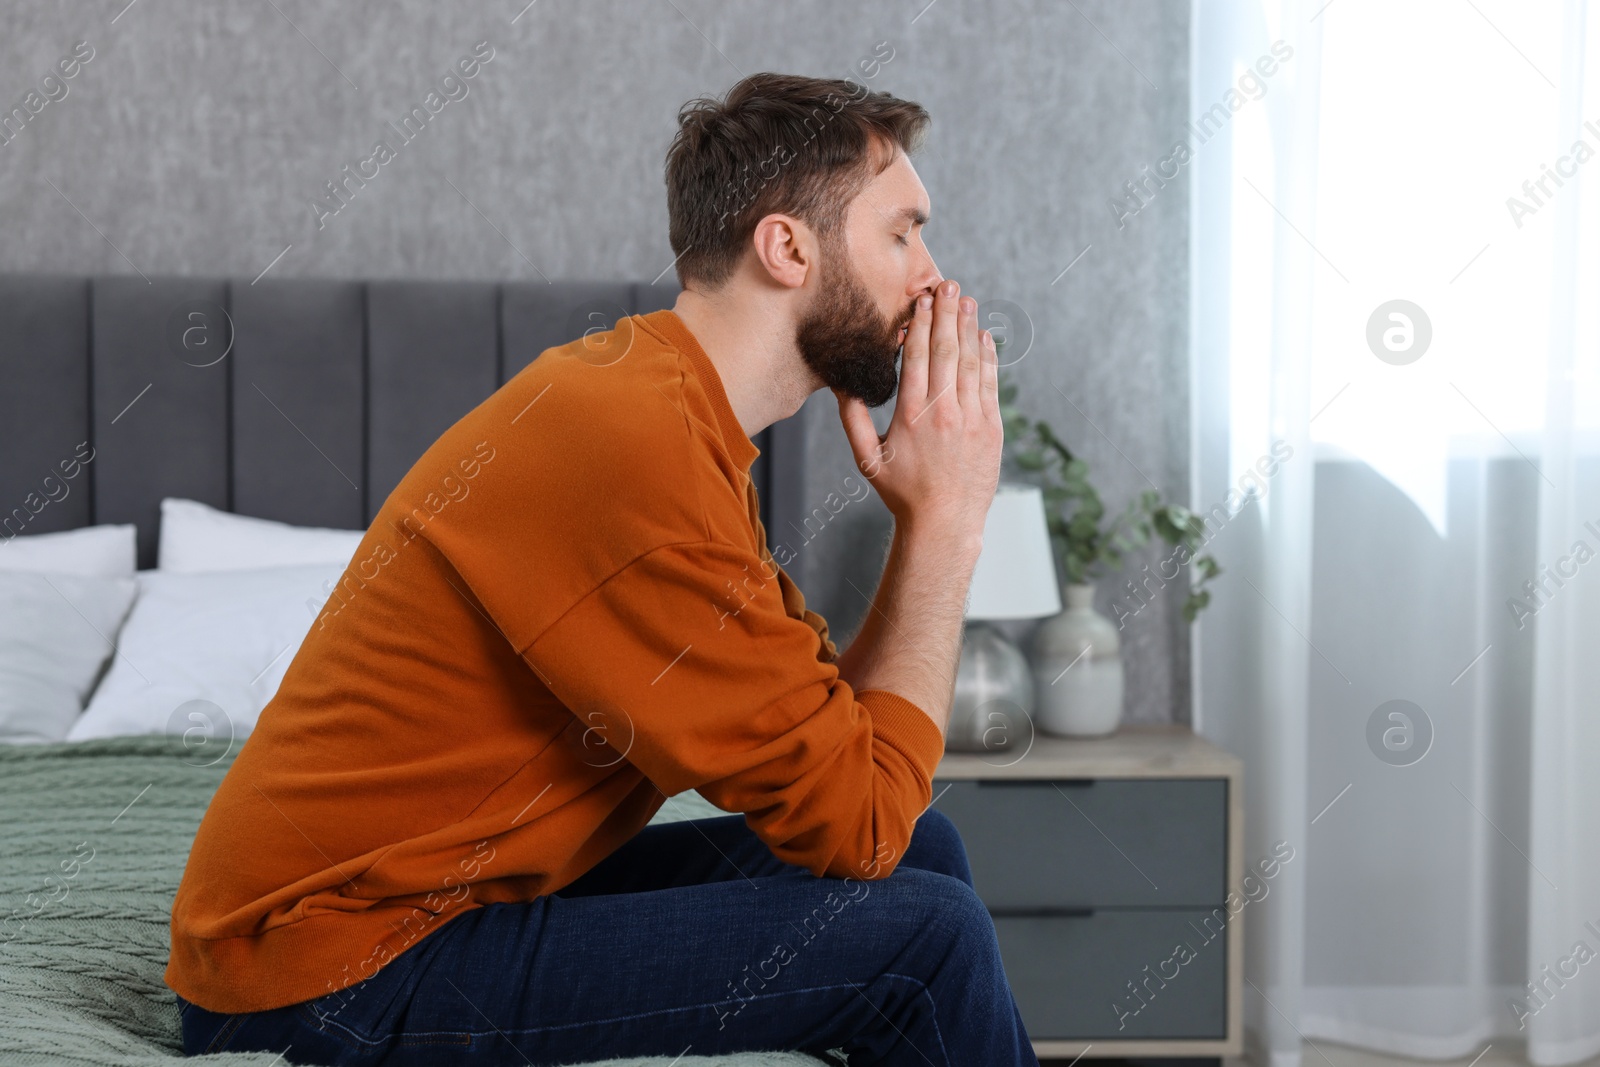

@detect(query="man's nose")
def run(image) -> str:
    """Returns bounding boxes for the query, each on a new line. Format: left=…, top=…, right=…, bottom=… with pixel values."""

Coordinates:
left=920, top=246, right=942, bottom=292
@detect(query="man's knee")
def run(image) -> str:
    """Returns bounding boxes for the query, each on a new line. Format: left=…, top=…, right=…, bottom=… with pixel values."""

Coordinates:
left=881, top=867, right=997, bottom=957
left=906, top=807, right=975, bottom=886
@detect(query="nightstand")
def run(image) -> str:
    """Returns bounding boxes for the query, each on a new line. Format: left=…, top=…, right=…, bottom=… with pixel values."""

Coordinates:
left=930, top=724, right=1244, bottom=1060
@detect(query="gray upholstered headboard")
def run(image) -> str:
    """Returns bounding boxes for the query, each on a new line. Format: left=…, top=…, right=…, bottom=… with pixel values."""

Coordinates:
left=0, top=275, right=805, bottom=569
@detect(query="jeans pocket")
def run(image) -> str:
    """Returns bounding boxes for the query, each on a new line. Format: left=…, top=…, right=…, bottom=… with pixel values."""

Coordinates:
left=178, top=1000, right=304, bottom=1059
left=293, top=940, right=432, bottom=1055
left=296, top=981, right=392, bottom=1054
left=175, top=994, right=248, bottom=1057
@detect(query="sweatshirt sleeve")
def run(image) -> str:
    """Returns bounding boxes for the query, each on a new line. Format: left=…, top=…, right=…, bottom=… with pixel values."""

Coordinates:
left=804, top=605, right=839, bottom=663
left=522, top=538, right=946, bottom=880
left=772, top=557, right=838, bottom=663
left=748, top=492, right=837, bottom=663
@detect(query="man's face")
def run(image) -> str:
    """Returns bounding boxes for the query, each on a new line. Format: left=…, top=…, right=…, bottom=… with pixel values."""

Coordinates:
left=794, top=148, right=939, bottom=408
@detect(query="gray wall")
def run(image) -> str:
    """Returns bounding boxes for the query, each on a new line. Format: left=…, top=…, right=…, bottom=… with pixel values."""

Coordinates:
left=0, top=0, right=1192, bottom=724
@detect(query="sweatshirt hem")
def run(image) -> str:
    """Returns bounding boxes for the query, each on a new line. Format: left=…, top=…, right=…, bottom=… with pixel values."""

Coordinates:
left=165, top=902, right=480, bottom=1015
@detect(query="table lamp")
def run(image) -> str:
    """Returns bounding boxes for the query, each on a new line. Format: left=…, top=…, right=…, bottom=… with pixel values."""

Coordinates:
left=947, top=483, right=1062, bottom=753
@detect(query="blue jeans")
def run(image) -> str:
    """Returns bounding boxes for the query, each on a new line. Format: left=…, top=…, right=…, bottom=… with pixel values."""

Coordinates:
left=175, top=808, right=1038, bottom=1065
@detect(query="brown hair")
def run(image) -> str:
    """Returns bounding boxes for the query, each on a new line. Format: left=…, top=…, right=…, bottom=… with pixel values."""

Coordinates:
left=664, top=71, right=930, bottom=291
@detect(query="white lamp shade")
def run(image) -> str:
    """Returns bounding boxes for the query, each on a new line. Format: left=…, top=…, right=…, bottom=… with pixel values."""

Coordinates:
left=965, top=483, right=1062, bottom=620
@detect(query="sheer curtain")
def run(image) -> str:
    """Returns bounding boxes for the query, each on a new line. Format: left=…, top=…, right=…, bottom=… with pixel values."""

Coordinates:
left=1190, top=3, right=1600, bottom=1066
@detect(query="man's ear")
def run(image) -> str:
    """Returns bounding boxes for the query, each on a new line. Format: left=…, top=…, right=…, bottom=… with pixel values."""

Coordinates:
left=749, top=213, right=813, bottom=290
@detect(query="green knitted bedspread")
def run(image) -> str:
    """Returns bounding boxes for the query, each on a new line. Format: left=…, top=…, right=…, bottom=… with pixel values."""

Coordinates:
left=0, top=735, right=830, bottom=1066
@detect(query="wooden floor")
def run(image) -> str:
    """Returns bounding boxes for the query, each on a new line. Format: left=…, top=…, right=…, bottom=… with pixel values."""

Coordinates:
left=1228, top=1040, right=1600, bottom=1067
left=1039, top=1040, right=1600, bottom=1067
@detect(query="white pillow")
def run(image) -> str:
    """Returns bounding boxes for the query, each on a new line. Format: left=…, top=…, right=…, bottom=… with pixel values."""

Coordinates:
left=0, top=524, right=137, bottom=577
left=0, top=570, right=138, bottom=743
left=68, top=563, right=341, bottom=743
left=158, top=497, right=365, bottom=573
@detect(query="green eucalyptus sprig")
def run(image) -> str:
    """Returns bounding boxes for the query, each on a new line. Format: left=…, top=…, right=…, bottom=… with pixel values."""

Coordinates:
left=995, top=349, right=1220, bottom=623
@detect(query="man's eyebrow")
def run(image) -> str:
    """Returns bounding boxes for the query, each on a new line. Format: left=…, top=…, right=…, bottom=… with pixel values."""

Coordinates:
left=892, top=206, right=930, bottom=227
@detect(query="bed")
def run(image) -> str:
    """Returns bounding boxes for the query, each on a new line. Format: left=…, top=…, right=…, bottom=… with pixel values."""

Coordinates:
left=0, top=274, right=829, bottom=1066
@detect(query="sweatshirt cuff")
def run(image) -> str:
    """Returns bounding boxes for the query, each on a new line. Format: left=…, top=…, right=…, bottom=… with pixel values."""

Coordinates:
left=857, top=688, right=947, bottom=787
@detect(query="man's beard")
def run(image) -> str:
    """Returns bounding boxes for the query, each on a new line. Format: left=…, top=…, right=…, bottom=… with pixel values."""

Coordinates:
left=794, top=241, right=914, bottom=409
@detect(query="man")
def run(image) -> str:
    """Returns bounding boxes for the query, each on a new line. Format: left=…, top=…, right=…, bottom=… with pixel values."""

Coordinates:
left=168, top=71, right=1036, bottom=1065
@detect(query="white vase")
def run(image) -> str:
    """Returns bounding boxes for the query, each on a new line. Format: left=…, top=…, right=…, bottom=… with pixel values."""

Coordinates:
left=1029, top=583, right=1125, bottom=737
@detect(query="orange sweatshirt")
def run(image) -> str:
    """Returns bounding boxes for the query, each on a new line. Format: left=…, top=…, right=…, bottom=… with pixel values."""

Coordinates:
left=165, top=307, right=948, bottom=1014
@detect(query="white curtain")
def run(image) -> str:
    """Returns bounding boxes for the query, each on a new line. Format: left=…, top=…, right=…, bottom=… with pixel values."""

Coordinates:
left=1190, top=3, right=1600, bottom=1067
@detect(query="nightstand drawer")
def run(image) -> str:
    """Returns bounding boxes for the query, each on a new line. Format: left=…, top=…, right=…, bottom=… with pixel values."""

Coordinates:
left=932, top=778, right=1227, bottom=908
left=993, top=909, right=1228, bottom=1040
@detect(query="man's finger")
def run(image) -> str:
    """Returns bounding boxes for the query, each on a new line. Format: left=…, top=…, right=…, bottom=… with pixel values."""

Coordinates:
left=835, top=390, right=886, bottom=476
left=956, top=294, right=982, bottom=413
left=925, top=279, right=961, bottom=403
left=979, top=328, right=1000, bottom=421
left=899, top=292, right=933, bottom=403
